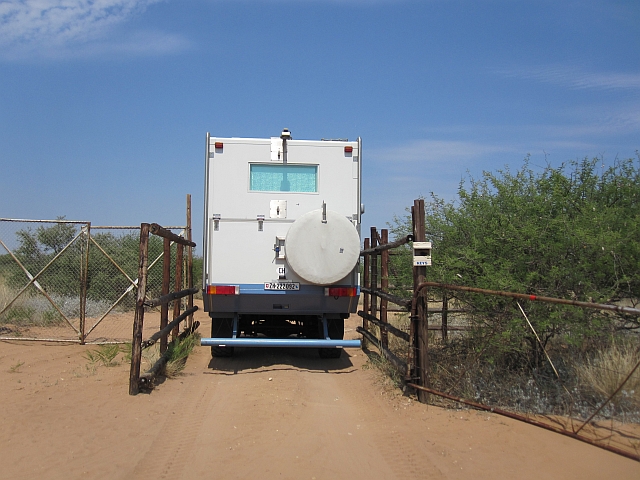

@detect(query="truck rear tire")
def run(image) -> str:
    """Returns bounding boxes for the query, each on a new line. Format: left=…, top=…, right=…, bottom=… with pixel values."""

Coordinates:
left=211, top=317, right=234, bottom=358
left=319, top=318, right=344, bottom=359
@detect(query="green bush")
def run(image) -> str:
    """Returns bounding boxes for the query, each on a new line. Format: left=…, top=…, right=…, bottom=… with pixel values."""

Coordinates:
left=390, top=155, right=640, bottom=360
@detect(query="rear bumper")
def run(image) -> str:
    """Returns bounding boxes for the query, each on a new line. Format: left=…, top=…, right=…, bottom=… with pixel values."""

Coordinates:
left=201, top=337, right=361, bottom=349
left=203, top=284, right=360, bottom=316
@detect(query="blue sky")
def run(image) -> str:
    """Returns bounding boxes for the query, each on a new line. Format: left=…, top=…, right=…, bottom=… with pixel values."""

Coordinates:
left=1, top=0, right=638, bottom=252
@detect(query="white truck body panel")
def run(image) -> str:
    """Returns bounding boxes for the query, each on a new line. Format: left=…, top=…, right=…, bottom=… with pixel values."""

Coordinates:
left=202, top=133, right=362, bottom=317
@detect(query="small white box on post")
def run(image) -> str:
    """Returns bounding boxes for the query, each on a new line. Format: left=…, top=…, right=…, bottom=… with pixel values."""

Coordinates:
left=413, top=241, right=432, bottom=267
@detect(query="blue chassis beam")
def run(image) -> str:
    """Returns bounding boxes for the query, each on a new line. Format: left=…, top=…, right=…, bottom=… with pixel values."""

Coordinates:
left=201, top=338, right=361, bottom=349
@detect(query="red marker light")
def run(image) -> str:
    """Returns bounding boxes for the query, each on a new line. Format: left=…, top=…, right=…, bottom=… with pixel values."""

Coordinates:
left=214, top=142, right=224, bottom=149
left=344, top=146, right=353, bottom=153
left=206, top=285, right=239, bottom=295
left=325, top=287, right=357, bottom=297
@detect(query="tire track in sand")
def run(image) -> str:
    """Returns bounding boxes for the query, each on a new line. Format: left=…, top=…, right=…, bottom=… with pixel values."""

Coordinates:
left=128, top=368, right=213, bottom=479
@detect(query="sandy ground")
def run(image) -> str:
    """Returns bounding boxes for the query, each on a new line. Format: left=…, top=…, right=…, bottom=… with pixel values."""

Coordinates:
left=0, top=308, right=639, bottom=480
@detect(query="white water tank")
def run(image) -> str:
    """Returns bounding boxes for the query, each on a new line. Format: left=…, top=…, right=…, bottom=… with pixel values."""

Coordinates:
left=285, top=208, right=360, bottom=285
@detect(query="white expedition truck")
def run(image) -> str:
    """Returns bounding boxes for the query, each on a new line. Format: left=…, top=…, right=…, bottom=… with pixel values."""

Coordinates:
left=200, top=129, right=363, bottom=358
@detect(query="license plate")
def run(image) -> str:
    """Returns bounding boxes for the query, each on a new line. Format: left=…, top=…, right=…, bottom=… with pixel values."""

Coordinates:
left=264, top=282, right=300, bottom=291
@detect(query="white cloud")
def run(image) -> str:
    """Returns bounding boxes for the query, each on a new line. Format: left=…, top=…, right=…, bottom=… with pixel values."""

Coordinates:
left=0, top=0, right=186, bottom=59
left=498, top=64, right=640, bottom=91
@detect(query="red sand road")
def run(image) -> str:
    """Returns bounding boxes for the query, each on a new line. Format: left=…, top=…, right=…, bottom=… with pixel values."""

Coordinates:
left=0, top=310, right=638, bottom=479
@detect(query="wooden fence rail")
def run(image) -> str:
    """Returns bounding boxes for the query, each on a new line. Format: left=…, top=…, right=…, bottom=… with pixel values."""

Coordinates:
left=128, top=201, right=198, bottom=395
left=357, top=326, right=407, bottom=373
left=359, top=199, right=432, bottom=399
left=360, top=287, right=411, bottom=311
left=358, top=311, right=410, bottom=342
left=141, top=306, right=199, bottom=350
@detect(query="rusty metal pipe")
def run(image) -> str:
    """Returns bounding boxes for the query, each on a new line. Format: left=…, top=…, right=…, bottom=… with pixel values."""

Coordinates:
left=414, top=282, right=640, bottom=316
left=360, top=234, right=412, bottom=255
left=145, top=287, right=199, bottom=308
left=357, top=326, right=407, bottom=372
left=149, top=223, right=196, bottom=247
left=361, top=287, right=411, bottom=310
left=142, top=306, right=199, bottom=349
left=358, top=311, right=410, bottom=342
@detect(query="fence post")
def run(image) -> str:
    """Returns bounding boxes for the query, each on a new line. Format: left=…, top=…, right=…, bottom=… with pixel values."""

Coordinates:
left=413, top=199, right=429, bottom=403
left=408, top=206, right=417, bottom=380
left=186, top=194, right=194, bottom=330
left=160, top=237, right=171, bottom=354
left=362, top=237, right=370, bottom=335
left=79, top=223, right=90, bottom=344
left=129, top=223, right=150, bottom=396
left=172, top=243, right=184, bottom=341
left=442, top=293, right=448, bottom=341
left=370, top=227, right=378, bottom=329
left=380, top=229, right=389, bottom=349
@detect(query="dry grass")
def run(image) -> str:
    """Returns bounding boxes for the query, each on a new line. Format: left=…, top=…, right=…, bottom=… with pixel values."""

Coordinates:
left=164, top=333, right=200, bottom=377
left=362, top=349, right=405, bottom=392
left=0, top=281, right=25, bottom=314
left=386, top=311, right=410, bottom=360
left=0, top=281, right=11, bottom=310
left=576, top=340, right=640, bottom=407
left=0, top=282, right=68, bottom=328
left=136, top=333, right=200, bottom=378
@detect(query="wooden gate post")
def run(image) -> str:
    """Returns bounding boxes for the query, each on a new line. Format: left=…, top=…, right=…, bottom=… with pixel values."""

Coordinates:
left=413, top=199, right=429, bottom=403
left=370, top=227, right=378, bottom=330
left=362, top=237, right=370, bottom=335
left=129, top=223, right=150, bottom=396
left=442, top=293, right=448, bottom=341
left=160, top=237, right=171, bottom=354
left=380, top=229, right=389, bottom=349
left=408, top=207, right=417, bottom=380
left=186, top=194, right=194, bottom=330
left=172, top=243, right=184, bottom=340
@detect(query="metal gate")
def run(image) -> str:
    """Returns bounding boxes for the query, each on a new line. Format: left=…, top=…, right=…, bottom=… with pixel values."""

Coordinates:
left=0, top=218, right=186, bottom=344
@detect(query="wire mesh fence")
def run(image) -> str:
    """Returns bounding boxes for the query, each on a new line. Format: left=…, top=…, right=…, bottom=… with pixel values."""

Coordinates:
left=0, top=219, right=89, bottom=342
left=0, top=219, right=188, bottom=344
left=418, top=285, right=640, bottom=459
left=364, top=277, right=640, bottom=460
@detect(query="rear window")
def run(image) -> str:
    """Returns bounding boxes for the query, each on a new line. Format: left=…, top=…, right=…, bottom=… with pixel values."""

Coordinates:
left=249, top=164, right=318, bottom=193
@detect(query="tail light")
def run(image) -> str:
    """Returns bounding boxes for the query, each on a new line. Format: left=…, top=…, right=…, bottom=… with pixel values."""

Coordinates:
left=325, top=287, right=357, bottom=297
left=206, top=285, right=239, bottom=295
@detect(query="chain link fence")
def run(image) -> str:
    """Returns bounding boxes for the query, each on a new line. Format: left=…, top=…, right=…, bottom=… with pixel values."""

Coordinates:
left=0, top=219, right=188, bottom=344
